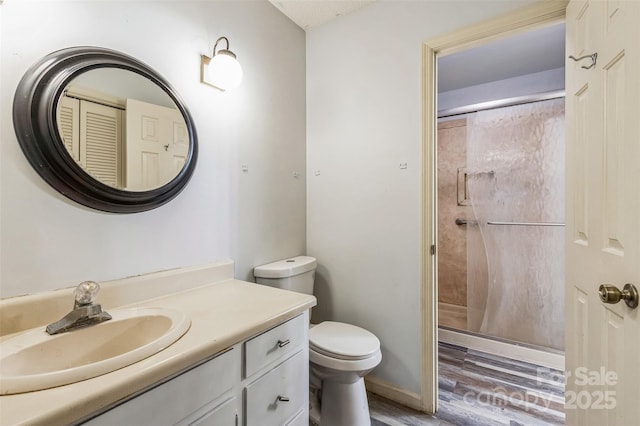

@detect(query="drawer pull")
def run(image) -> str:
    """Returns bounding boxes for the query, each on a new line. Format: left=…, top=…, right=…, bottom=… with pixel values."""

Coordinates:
left=277, top=339, right=290, bottom=348
left=277, top=395, right=290, bottom=402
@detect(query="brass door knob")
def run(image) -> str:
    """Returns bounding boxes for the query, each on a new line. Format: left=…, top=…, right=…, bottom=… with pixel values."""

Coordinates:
left=599, top=283, right=639, bottom=309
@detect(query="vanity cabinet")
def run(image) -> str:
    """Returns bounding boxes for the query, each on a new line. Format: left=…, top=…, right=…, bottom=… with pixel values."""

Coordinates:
left=83, top=312, right=309, bottom=426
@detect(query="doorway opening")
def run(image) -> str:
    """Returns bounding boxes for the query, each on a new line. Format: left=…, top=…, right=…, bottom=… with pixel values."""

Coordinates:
left=436, top=21, right=566, bottom=360
left=422, top=2, right=565, bottom=412
left=434, top=26, right=567, bottom=424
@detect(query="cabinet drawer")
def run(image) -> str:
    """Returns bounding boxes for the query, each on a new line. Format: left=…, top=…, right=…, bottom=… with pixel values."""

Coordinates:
left=85, top=348, right=237, bottom=426
left=244, top=313, right=307, bottom=378
left=244, top=350, right=308, bottom=426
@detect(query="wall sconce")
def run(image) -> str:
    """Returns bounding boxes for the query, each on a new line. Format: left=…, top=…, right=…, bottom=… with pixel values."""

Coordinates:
left=201, top=36, right=243, bottom=91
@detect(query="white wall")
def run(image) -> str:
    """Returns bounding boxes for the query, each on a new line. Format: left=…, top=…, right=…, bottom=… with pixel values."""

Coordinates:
left=0, top=0, right=306, bottom=297
left=306, top=0, right=539, bottom=396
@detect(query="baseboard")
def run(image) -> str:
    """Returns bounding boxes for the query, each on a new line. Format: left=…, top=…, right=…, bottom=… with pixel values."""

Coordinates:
left=438, top=327, right=565, bottom=371
left=438, top=302, right=468, bottom=329
left=364, top=376, right=424, bottom=413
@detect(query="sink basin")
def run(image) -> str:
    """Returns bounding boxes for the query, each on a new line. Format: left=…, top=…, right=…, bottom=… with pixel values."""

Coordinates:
left=0, top=307, right=191, bottom=395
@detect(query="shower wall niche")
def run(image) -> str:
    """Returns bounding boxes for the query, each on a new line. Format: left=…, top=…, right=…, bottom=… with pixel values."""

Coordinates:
left=437, top=98, right=565, bottom=351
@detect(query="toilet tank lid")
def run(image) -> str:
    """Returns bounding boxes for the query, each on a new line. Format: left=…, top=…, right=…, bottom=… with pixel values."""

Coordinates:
left=253, top=256, right=317, bottom=278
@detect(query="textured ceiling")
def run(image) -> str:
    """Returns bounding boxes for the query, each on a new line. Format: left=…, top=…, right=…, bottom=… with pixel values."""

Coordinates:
left=268, top=0, right=375, bottom=30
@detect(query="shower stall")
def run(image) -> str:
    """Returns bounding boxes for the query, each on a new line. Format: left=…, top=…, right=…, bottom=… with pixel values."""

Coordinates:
left=437, top=96, right=565, bottom=352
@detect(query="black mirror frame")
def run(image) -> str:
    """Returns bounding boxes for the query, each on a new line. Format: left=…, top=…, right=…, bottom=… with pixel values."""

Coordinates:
left=13, top=46, right=198, bottom=213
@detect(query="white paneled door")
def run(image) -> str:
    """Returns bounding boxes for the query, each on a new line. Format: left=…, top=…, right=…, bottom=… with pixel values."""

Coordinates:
left=125, top=99, right=188, bottom=191
left=565, top=0, right=640, bottom=425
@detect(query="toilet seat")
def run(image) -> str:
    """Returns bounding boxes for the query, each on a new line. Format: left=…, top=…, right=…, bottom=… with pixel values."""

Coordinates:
left=310, top=345, right=382, bottom=372
left=309, top=321, right=380, bottom=360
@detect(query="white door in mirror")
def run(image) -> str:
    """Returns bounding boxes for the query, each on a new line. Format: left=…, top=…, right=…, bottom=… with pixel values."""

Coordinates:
left=125, top=99, right=189, bottom=191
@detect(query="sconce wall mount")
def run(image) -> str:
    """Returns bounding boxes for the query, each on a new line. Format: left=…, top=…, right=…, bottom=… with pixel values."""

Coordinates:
left=201, top=36, right=243, bottom=91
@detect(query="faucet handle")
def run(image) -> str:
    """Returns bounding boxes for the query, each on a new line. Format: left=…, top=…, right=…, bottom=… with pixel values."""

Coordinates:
left=74, top=281, right=100, bottom=305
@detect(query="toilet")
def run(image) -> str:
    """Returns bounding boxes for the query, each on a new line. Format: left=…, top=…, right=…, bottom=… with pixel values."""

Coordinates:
left=254, top=256, right=382, bottom=426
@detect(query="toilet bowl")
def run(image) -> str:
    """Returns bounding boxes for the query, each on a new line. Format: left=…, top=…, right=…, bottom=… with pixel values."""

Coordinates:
left=308, top=321, right=382, bottom=426
left=253, top=256, right=382, bottom=426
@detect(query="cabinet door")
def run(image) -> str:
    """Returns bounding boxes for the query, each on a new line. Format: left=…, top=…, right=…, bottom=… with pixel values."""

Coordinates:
left=188, top=398, right=237, bottom=426
left=84, top=349, right=237, bottom=426
left=285, top=409, right=307, bottom=426
left=244, top=350, right=308, bottom=426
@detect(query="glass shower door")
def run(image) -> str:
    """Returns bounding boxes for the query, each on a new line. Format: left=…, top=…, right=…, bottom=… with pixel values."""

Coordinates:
left=465, top=98, right=565, bottom=350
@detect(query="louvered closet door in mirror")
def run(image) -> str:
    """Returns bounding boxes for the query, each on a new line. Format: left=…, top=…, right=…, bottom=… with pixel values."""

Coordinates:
left=79, top=100, right=123, bottom=189
left=58, top=96, right=80, bottom=161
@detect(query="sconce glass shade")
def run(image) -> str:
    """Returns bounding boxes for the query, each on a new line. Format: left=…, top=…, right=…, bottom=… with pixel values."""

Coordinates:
left=206, top=50, right=243, bottom=91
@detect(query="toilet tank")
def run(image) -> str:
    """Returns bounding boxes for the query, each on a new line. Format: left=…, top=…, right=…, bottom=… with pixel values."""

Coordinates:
left=253, top=256, right=317, bottom=295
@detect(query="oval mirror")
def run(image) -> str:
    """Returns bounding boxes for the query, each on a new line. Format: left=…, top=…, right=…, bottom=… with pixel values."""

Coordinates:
left=13, top=47, right=198, bottom=213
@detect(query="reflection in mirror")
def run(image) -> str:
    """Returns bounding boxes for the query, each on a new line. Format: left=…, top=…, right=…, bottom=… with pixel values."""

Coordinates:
left=56, top=68, right=189, bottom=192
left=14, top=46, right=197, bottom=213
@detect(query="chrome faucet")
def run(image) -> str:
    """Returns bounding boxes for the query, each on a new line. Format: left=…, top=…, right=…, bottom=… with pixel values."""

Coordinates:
left=46, top=281, right=112, bottom=335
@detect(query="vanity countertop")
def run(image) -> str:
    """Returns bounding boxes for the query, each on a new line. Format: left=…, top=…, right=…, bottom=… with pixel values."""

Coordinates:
left=0, top=277, right=316, bottom=425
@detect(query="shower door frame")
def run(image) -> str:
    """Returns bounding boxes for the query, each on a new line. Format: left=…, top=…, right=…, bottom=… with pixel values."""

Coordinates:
left=420, top=1, right=567, bottom=414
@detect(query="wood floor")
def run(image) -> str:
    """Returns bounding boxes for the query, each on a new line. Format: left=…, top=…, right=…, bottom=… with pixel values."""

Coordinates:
left=368, top=342, right=565, bottom=426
